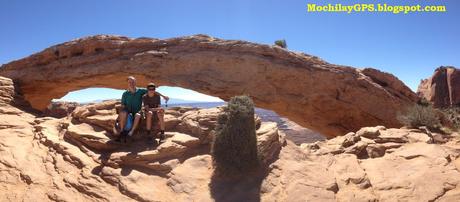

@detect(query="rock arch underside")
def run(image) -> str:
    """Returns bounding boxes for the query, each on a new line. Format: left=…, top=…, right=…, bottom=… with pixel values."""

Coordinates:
left=0, top=35, right=418, bottom=137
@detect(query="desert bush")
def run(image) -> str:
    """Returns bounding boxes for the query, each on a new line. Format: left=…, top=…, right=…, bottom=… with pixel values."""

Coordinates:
left=211, top=95, right=259, bottom=177
left=441, top=106, right=460, bottom=130
left=417, top=97, right=431, bottom=107
left=274, top=39, right=287, bottom=48
left=398, top=104, right=441, bottom=130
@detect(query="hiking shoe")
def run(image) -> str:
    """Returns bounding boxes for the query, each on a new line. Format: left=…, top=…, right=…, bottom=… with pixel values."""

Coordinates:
left=128, top=130, right=134, bottom=137
left=154, top=137, right=159, bottom=144
left=120, top=131, right=128, bottom=143
left=146, top=130, right=153, bottom=137
left=159, top=131, right=165, bottom=143
left=113, top=126, right=120, bottom=135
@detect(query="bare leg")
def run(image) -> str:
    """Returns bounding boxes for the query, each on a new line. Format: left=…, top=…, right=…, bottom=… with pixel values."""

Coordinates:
left=128, top=113, right=142, bottom=136
left=157, top=109, right=166, bottom=142
left=158, top=109, right=165, bottom=131
left=118, top=111, right=128, bottom=134
left=146, top=111, right=153, bottom=131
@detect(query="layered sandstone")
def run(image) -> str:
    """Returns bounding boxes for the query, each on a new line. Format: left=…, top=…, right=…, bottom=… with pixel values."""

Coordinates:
left=418, top=66, right=460, bottom=108
left=0, top=35, right=418, bottom=137
left=0, top=76, right=16, bottom=105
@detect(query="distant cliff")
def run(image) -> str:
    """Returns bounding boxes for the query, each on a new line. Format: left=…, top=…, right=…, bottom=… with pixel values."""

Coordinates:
left=418, top=66, right=460, bottom=108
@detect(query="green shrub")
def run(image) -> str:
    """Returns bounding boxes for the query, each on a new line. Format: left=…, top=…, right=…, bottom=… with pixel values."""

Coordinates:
left=274, top=39, right=287, bottom=48
left=211, top=95, right=259, bottom=177
left=398, top=104, right=441, bottom=130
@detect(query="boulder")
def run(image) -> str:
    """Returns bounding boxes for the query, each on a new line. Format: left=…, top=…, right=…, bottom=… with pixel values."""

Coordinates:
left=167, top=155, right=213, bottom=201
left=261, top=147, right=338, bottom=202
left=330, top=154, right=376, bottom=201
left=296, top=126, right=460, bottom=201
left=355, top=126, right=385, bottom=139
left=175, top=107, right=222, bottom=144
left=256, top=122, right=284, bottom=164
left=65, top=122, right=120, bottom=151
left=302, top=126, right=436, bottom=158
left=360, top=143, right=460, bottom=201
left=100, top=166, right=174, bottom=201
left=175, top=107, right=276, bottom=144
left=169, top=132, right=201, bottom=147
left=105, top=132, right=200, bottom=169
left=43, top=101, right=79, bottom=118
left=71, top=100, right=119, bottom=131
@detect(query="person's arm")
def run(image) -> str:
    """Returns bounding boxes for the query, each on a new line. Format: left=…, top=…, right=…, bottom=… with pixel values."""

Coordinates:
left=156, top=92, right=169, bottom=102
left=121, top=92, right=128, bottom=111
left=140, top=88, right=148, bottom=95
left=142, top=99, right=147, bottom=111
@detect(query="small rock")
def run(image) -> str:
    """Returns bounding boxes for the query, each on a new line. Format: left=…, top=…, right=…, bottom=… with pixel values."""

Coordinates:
left=356, top=126, right=382, bottom=139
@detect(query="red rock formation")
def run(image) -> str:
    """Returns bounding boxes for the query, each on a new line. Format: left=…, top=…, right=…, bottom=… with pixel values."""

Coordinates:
left=418, top=66, right=460, bottom=108
left=0, top=35, right=418, bottom=137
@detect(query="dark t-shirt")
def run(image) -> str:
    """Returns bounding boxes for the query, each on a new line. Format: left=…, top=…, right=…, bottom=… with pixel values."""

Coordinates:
left=142, top=93, right=161, bottom=108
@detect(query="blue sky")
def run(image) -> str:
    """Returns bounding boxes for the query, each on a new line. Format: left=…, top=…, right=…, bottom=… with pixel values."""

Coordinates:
left=1, top=0, right=459, bottom=102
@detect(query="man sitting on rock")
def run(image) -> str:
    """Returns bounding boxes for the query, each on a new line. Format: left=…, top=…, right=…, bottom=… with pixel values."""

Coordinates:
left=116, top=76, right=168, bottom=137
left=143, top=83, right=168, bottom=142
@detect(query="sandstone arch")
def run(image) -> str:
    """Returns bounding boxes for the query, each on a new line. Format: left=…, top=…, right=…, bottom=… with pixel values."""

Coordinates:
left=0, top=35, right=418, bottom=137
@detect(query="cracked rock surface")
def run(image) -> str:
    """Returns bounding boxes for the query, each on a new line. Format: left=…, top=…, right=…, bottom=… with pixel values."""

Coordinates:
left=300, top=126, right=460, bottom=202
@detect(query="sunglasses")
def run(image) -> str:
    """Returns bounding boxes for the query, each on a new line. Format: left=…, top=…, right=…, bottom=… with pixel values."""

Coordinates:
left=148, top=88, right=156, bottom=91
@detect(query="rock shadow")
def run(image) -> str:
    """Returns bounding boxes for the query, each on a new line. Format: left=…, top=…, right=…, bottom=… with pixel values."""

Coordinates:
left=209, top=169, right=265, bottom=202
left=208, top=148, right=281, bottom=202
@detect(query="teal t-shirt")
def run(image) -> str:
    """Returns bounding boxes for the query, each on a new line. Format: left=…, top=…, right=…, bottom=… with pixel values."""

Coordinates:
left=121, top=88, right=147, bottom=114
